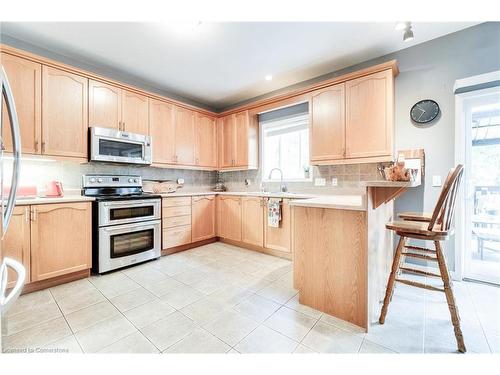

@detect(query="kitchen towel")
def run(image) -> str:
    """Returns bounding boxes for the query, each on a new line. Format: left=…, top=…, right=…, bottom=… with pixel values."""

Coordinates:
left=267, top=198, right=282, bottom=228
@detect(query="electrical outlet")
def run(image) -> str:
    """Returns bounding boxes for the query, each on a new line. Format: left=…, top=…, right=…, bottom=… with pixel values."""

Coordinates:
left=244, top=179, right=251, bottom=186
left=331, top=177, right=338, bottom=186
left=177, top=178, right=185, bottom=185
left=314, top=178, right=326, bottom=186
left=432, top=175, right=442, bottom=187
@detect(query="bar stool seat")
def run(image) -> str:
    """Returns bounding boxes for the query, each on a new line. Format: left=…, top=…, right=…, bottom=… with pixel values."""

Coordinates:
left=386, top=220, right=452, bottom=240
left=397, top=212, right=432, bottom=222
left=379, top=165, right=466, bottom=353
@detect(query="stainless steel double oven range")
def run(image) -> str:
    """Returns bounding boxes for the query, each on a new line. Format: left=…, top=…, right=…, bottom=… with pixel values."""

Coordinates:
left=82, top=174, right=161, bottom=274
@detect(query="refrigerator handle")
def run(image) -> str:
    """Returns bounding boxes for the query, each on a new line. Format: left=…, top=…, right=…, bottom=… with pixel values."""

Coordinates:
left=0, top=258, right=26, bottom=314
left=1, top=66, right=22, bottom=235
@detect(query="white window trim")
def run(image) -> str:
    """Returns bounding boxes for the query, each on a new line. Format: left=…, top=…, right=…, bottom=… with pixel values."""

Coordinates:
left=260, top=114, right=311, bottom=183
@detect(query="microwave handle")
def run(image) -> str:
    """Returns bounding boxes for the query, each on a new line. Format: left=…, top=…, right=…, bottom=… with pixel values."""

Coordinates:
left=1, top=66, right=22, bottom=236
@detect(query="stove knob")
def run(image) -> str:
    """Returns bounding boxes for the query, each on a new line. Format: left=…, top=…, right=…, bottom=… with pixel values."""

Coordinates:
left=89, top=177, right=96, bottom=183
left=133, top=178, right=139, bottom=183
left=128, top=178, right=134, bottom=183
left=97, top=178, right=103, bottom=183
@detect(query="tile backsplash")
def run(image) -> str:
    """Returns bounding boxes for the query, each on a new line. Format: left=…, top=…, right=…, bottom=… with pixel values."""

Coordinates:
left=6, top=157, right=385, bottom=196
left=220, top=163, right=386, bottom=192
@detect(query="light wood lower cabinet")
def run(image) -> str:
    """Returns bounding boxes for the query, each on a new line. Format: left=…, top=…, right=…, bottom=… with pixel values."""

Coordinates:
left=264, top=198, right=292, bottom=253
left=241, top=197, right=264, bottom=247
left=192, top=195, right=216, bottom=242
left=162, top=197, right=192, bottom=249
left=30, top=202, right=91, bottom=282
left=219, top=196, right=242, bottom=241
left=2, top=206, right=31, bottom=288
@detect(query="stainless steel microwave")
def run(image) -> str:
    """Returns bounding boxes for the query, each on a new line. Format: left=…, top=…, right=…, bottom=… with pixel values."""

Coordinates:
left=90, top=126, right=152, bottom=165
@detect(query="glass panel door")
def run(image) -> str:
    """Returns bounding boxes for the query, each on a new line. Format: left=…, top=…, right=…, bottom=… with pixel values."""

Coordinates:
left=463, top=87, right=500, bottom=285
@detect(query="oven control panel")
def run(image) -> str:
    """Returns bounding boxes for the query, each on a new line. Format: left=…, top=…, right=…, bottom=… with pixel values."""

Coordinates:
left=82, top=174, right=142, bottom=188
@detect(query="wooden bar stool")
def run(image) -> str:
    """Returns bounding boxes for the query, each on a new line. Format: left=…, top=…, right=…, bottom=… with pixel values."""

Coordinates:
left=379, top=165, right=466, bottom=353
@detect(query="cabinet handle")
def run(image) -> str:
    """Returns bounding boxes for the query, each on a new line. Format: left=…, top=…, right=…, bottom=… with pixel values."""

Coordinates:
left=31, top=208, right=37, bottom=221
left=196, top=158, right=199, bottom=165
left=25, top=207, right=29, bottom=222
left=123, top=121, right=126, bottom=131
left=34, top=140, right=39, bottom=152
left=41, top=141, right=46, bottom=154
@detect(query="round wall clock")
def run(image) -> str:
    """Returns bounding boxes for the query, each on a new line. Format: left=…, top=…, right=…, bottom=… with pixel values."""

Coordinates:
left=410, top=99, right=440, bottom=125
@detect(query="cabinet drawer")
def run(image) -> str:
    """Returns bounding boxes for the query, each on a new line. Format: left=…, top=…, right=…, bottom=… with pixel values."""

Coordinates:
left=162, top=197, right=191, bottom=207
left=163, top=225, right=192, bottom=248
left=163, top=205, right=191, bottom=218
left=163, top=215, right=191, bottom=229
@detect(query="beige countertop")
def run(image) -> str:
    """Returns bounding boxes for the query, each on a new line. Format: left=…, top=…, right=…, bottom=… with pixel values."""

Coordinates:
left=289, top=195, right=366, bottom=211
left=360, top=180, right=421, bottom=188
left=15, top=195, right=95, bottom=206
left=159, top=191, right=317, bottom=199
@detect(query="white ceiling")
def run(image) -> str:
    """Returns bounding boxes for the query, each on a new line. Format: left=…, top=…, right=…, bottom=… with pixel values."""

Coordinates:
left=1, top=22, right=477, bottom=110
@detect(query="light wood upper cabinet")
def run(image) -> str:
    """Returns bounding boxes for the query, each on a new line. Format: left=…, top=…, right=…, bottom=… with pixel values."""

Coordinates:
left=192, top=195, right=216, bottom=242
left=345, top=69, right=393, bottom=159
left=218, top=110, right=258, bottom=170
left=264, top=198, right=292, bottom=253
left=220, top=114, right=235, bottom=168
left=41, top=66, right=88, bottom=158
left=1, top=206, right=31, bottom=288
left=174, top=106, right=196, bottom=165
left=1, top=53, right=41, bottom=155
left=310, top=83, right=345, bottom=162
left=122, top=89, right=149, bottom=135
left=241, top=197, right=264, bottom=247
left=88, top=80, right=122, bottom=130
left=149, top=99, right=175, bottom=164
left=219, top=196, right=242, bottom=241
left=30, top=202, right=91, bottom=282
left=89, top=80, right=149, bottom=134
left=195, top=114, right=217, bottom=168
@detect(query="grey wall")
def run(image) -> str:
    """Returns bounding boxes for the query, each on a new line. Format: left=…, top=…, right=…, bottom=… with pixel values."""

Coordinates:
left=224, top=22, right=500, bottom=269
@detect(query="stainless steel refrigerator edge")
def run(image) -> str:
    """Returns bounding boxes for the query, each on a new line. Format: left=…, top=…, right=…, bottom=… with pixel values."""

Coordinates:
left=0, top=65, right=26, bottom=352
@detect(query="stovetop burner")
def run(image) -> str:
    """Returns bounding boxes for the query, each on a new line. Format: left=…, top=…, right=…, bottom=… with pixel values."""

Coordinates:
left=81, top=174, right=161, bottom=201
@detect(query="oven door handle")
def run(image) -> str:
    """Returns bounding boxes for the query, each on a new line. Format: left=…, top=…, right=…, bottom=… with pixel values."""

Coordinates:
left=100, top=220, right=161, bottom=234
left=102, top=200, right=160, bottom=207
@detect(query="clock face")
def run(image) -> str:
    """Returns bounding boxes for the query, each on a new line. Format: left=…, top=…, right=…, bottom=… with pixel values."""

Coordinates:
left=410, top=99, right=440, bottom=124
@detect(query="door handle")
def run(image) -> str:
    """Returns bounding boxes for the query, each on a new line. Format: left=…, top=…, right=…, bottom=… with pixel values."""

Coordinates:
left=0, top=258, right=26, bottom=314
left=1, top=66, right=22, bottom=236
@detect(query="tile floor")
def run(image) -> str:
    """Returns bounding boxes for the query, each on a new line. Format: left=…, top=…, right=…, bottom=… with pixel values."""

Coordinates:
left=2, top=242, right=499, bottom=354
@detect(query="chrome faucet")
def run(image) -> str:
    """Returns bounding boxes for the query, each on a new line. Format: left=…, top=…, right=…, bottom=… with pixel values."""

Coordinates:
left=268, top=168, right=287, bottom=192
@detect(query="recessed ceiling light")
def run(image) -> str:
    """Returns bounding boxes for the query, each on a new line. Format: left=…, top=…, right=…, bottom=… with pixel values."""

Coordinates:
left=265, top=74, right=273, bottom=81
left=395, top=22, right=410, bottom=31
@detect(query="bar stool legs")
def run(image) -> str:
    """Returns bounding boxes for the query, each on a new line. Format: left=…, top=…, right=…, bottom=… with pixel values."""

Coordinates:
left=379, top=236, right=407, bottom=324
left=435, top=241, right=466, bottom=353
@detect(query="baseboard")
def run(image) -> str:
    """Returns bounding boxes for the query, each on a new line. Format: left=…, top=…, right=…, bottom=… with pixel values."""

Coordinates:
left=219, top=238, right=292, bottom=260
left=161, top=237, right=217, bottom=256
left=21, top=269, right=90, bottom=295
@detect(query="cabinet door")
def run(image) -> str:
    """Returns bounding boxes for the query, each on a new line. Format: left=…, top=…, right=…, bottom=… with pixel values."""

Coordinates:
left=31, top=202, right=91, bottom=281
left=122, top=89, right=149, bottom=135
left=345, top=70, right=393, bottom=158
left=41, top=66, right=88, bottom=158
left=234, top=111, right=249, bottom=167
left=241, top=197, right=264, bottom=247
left=149, top=99, right=175, bottom=164
left=195, top=114, right=217, bottom=167
left=1, top=206, right=31, bottom=288
left=310, top=84, right=345, bottom=162
left=1, top=53, right=41, bottom=155
left=88, top=80, right=122, bottom=130
left=219, top=196, right=242, bottom=241
left=220, top=115, right=235, bottom=168
left=174, top=106, right=196, bottom=165
left=192, top=195, right=216, bottom=242
left=264, top=198, right=291, bottom=253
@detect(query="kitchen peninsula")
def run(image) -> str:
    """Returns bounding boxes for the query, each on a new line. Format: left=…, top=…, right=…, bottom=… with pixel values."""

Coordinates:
left=291, top=179, right=421, bottom=331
